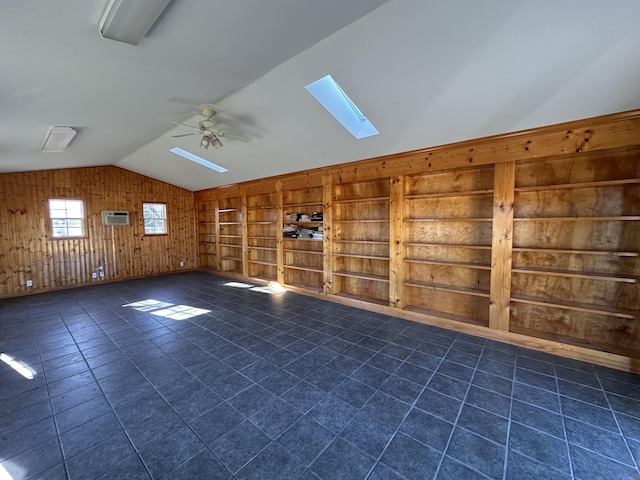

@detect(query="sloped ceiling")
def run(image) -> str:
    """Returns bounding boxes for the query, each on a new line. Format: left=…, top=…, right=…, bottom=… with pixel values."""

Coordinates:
left=2, top=1, right=639, bottom=192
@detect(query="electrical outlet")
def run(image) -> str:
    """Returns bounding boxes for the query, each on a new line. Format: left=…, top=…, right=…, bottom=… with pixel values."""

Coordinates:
left=92, top=272, right=97, bottom=279
left=99, top=271, right=104, bottom=278
left=26, top=280, right=33, bottom=287
left=179, top=261, right=185, bottom=267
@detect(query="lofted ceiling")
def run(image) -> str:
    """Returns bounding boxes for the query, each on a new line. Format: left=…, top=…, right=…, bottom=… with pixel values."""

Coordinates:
left=1, top=1, right=639, bottom=192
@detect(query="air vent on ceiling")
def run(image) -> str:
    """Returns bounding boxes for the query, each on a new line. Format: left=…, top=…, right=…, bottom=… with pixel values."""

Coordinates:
left=102, top=210, right=130, bottom=226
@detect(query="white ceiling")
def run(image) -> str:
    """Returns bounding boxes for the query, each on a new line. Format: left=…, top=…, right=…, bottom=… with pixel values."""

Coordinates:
left=2, top=1, right=639, bottom=192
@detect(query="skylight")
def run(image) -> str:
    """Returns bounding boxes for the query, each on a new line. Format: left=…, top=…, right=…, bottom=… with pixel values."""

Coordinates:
left=170, top=147, right=229, bottom=173
left=305, top=75, right=379, bottom=139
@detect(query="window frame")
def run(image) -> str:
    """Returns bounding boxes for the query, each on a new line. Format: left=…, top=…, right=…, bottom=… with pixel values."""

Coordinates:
left=143, top=202, right=168, bottom=235
left=48, top=198, right=86, bottom=239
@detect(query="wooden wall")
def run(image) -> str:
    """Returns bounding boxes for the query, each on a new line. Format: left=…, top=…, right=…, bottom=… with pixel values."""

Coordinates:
left=0, top=166, right=197, bottom=296
left=194, top=110, right=640, bottom=372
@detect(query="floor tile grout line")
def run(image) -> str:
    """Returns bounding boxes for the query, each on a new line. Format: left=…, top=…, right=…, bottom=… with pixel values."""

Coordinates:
left=554, top=362, right=576, bottom=479
left=60, top=302, right=157, bottom=480
left=34, top=311, right=71, bottom=480
left=430, top=340, right=489, bottom=480
left=594, top=367, right=640, bottom=472
left=501, top=351, right=517, bottom=480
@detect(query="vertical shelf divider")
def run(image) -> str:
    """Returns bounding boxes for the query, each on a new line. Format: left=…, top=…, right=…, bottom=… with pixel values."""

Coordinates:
left=275, top=182, right=284, bottom=285
left=214, top=198, right=221, bottom=271
left=323, top=173, right=334, bottom=295
left=241, top=189, right=249, bottom=278
left=489, top=161, right=515, bottom=331
left=389, top=175, right=404, bottom=308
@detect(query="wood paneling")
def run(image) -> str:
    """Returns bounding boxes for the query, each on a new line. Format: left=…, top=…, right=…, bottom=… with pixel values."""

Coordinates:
left=0, top=166, right=196, bottom=296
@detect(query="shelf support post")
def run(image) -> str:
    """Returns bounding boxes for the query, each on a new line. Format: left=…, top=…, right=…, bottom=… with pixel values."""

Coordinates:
left=489, top=161, right=515, bottom=331
left=389, top=175, right=404, bottom=308
left=275, top=182, right=284, bottom=285
left=323, top=174, right=334, bottom=295
left=241, top=188, right=249, bottom=278
left=214, top=198, right=221, bottom=271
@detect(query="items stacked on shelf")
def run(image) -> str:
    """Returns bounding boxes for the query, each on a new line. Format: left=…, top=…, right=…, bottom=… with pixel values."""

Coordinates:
left=402, top=166, right=495, bottom=326
left=282, top=187, right=324, bottom=292
left=218, top=197, right=243, bottom=273
left=510, top=151, right=640, bottom=355
left=246, top=193, right=278, bottom=281
left=332, top=178, right=390, bottom=305
left=197, top=199, right=217, bottom=268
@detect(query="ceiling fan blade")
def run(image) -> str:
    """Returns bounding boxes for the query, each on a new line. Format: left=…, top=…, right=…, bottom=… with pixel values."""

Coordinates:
left=219, top=132, right=250, bottom=142
left=172, top=133, right=199, bottom=138
left=169, top=120, right=200, bottom=129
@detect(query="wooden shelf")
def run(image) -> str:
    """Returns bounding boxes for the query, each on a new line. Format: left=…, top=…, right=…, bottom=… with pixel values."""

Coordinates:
left=283, top=248, right=323, bottom=255
left=333, top=271, right=390, bottom=282
left=510, top=294, right=639, bottom=319
left=403, top=280, right=490, bottom=298
left=404, top=217, right=492, bottom=222
left=247, top=205, right=276, bottom=210
left=219, top=234, right=242, bottom=239
left=218, top=208, right=241, bottom=213
left=333, top=219, right=389, bottom=223
left=333, top=196, right=389, bottom=204
left=511, top=266, right=637, bottom=283
left=220, top=222, right=241, bottom=225
left=405, top=242, right=491, bottom=250
left=249, top=246, right=276, bottom=251
left=283, top=237, right=323, bottom=242
left=284, top=264, right=323, bottom=273
left=333, top=253, right=389, bottom=260
left=248, top=236, right=276, bottom=240
left=335, top=292, right=388, bottom=306
left=334, top=240, right=389, bottom=245
left=220, top=243, right=242, bottom=248
left=513, top=247, right=639, bottom=257
left=199, top=221, right=215, bottom=225
left=200, top=241, right=216, bottom=245
left=285, top=282, right=323, bottom=294
left=405, top=189, right=494, bottom=199
left=404, top=258, right=491, bottom=270
left=248, top=259, right=276, bottom=266
left=514, top=178, right=640, bottom=192
left=403, top=305, right=488, bottom=327
left=283, top=221, right=323, bottom=225
left=284, top=202, right=322, bottom=208
left=514, top=216, right=640, bottom=222
left=247, top=221, right=275, bottom=225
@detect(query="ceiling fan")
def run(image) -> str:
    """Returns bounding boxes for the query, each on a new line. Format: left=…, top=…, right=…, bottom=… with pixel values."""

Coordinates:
left=171, top=104, right=249, bottom=149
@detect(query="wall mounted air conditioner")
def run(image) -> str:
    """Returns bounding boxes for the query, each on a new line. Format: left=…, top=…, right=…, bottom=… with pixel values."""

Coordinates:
left=102, top=210, right=130, bottom=226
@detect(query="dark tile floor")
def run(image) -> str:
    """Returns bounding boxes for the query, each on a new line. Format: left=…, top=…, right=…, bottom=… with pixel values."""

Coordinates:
left=1, top=272, right=639, bottom=480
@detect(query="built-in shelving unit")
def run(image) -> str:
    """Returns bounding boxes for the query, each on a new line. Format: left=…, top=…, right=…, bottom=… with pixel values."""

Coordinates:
left=510, top=151, right=640, bottom=355
left=332, top=178, right=390, bottom=305
left=218, top=197, right=243, bottom=273
left=192, top=111, right=640, bottom=372
left=247, top=193, right=278, bottom=281
left=402, top=166, right=495, bottom=327
left=197, top=199, right=217, bottom=268
left=282, top=187, right=324, bottom=292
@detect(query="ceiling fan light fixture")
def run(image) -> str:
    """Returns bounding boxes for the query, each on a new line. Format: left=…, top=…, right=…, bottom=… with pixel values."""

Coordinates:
left=212, top=137, right=223, bottom=149
left=200, top=134, right=211, bottom=149
left=98, top=0, right=172, bottom=46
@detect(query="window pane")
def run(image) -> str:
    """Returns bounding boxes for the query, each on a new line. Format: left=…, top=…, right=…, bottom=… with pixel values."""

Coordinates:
left=49, top=199, right=84, bottom=238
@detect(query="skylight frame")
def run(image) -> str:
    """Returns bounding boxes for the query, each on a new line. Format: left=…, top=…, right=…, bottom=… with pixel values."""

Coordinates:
left=170, top=147, right=229, bottom=173
left=305, top=75, right=379, bottom=139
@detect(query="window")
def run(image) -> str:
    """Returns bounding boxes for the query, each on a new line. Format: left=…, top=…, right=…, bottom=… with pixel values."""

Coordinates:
left=49, top=199, right=84, bottom=238
left=143, top=203, right=167, bottom=234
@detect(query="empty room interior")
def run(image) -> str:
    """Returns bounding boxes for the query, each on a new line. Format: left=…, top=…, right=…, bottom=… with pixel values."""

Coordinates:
left=1, top=1, right=639, bottom=479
